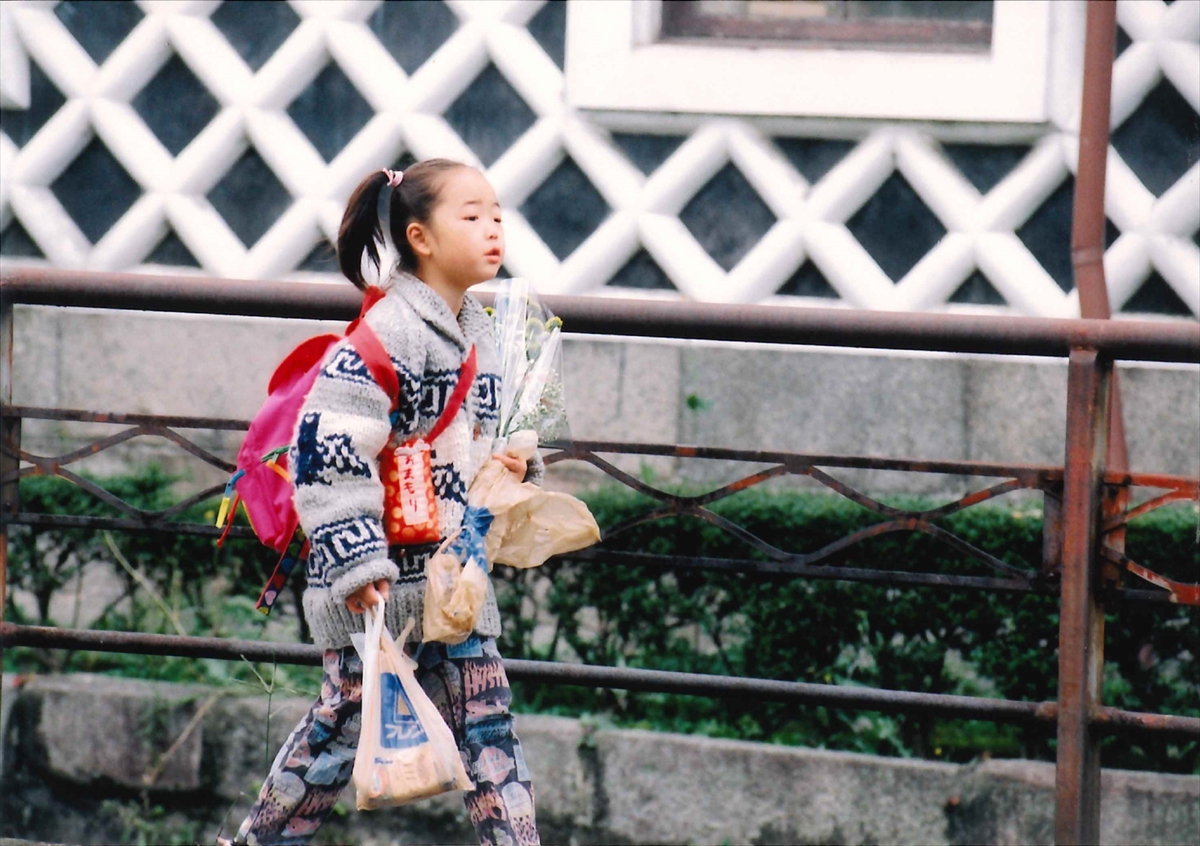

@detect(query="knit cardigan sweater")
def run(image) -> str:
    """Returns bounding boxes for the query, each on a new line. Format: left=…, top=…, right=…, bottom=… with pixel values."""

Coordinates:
left=290, top=273, right=540, bottom=650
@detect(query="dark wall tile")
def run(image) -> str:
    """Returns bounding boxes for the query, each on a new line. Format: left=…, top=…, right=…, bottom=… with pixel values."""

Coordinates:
left=55, top=0, right=142, bottom=65
left=207, top=147, right=292, bottom=248
left=1016, top=178, right=1074, bottom=293
left=287, top=63, right=374, bottom=163
left=680, top=163, right=776, bottom=272
left=0, top=220, right=44, bottom=258
left=209, top=0, right=300, bottom=73
left=1112, top=81, right=1200, bottom=197
left=0, top=61, right=66, bottom=148
left=299, top=239, right=338, bottom=273
left=775, top=138, right=855, bottom=184
left=527, top=0, right=566, bottom=70
left=949, top=271, right=1005, bottom=305
left=612, top=134, right=687, bottom=175
left=132, top=55, right=220, bottom=156
left=778, top=261, right=838, bottom=298
left=1122, top=272, right=1193, bottom=317
left=369, top=0, right=459, bottom=75
left=444, top=65, right=537, bottom=167
left=847, top=172, right=945, bottom=282
left=520, top=158, right=610, bottom=260
left=51, top=139, right=142, bottom=244
left=145, top=229, right=200, bottom=267
left=608, top=249, right=675, bottom=290
left=942, top=144, right=1029, bottom=194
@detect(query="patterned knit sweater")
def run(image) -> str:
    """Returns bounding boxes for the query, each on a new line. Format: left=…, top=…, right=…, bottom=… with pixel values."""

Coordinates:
left=290, top=272, right=541, bottom=650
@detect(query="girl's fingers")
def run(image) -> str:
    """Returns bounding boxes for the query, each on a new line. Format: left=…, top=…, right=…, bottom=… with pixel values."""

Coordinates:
left=345, top=582, right=386, bottom=613
left=493, top=453, right=525, bottom=476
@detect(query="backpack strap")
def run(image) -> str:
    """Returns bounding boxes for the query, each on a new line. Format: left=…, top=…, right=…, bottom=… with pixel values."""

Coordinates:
left=344, top=286, right=400, bottom=411
left=346, top=313, right=477, bottom=438
left=346, top=321, right=400, bottom=412
left=427, top=345, right=477, bottom=443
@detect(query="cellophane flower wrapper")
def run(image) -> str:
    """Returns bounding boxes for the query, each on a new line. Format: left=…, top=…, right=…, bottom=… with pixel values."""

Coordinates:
left=491, top=278, right=570, bottom=446
left=422, top=280, right=600, bottom=642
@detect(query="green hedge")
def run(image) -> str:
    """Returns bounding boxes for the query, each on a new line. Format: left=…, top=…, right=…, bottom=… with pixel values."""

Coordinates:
left=4, top=472, right=1197, bottom=772
left=492, top=486, right=1198, bottom=773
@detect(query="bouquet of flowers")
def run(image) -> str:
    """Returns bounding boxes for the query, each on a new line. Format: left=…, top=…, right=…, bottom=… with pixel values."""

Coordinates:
left=423, top=279, right=600, bottom=644
left=492, top=276, right=570, bottom=445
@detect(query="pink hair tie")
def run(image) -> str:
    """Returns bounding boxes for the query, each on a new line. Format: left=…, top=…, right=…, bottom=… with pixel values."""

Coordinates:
left=383, top=168, right=404, bottom=188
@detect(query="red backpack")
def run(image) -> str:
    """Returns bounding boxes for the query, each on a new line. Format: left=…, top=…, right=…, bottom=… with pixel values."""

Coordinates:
left=216, top=287, right=399, bottom=614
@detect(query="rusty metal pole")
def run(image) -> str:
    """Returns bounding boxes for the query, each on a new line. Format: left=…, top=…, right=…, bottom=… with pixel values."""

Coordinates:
left=0, top=294, right=15, bottom=706
left=1071, top=0, right=1128, bottom=574
left=1059, top=5, right=1123, bottom=842
left=1056, top=348, right=1112, bottom=845
left=1071, top=0, right=1127, bottom=470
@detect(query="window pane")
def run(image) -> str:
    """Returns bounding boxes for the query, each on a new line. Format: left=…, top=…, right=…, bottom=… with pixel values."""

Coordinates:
left=692, top=1, right=835, bottom=19
left=661, top=0, right=994, bottom=49
left=844, top=1, right=993, bottom=23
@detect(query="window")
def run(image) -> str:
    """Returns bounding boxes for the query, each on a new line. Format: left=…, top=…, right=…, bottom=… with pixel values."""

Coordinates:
left=565, top=0, right=1053, bottom=123
left=661, top=0, right=994, bottom=51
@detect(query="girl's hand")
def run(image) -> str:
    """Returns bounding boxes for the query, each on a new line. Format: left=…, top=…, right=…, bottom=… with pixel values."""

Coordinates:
left=493, top=452, right=526, bottom=478
left=345, top=578, right=390, bottom=614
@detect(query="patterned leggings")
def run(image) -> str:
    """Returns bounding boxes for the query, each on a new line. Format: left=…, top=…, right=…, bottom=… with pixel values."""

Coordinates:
left=231, top=637, right=539, bottom=846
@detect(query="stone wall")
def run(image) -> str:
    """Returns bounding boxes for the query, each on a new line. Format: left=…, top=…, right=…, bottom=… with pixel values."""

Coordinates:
left=8, top=306, right=1199, bottom=499
left=1, top=674, right=1197, bottom=846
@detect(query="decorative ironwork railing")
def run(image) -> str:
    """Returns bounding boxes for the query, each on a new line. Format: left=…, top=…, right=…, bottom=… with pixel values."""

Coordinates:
left=2, top=267, right=1199, bottom=842
left=3, top=406, right=1196, bottom=604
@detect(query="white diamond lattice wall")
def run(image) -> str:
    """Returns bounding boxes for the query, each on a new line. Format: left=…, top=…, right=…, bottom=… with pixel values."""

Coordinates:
left=0, top=0, right=1196, bottom=318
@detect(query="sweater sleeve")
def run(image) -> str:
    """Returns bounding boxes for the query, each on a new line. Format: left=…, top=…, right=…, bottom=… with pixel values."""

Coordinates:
left=290, top=307, right=425, bottom=605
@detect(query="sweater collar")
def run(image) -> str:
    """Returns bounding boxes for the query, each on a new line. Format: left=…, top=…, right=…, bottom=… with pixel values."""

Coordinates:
left=389, top=271, right=492, bottom=352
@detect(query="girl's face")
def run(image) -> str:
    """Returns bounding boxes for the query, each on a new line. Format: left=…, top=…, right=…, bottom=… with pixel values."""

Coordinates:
left=412, top=167, right=505, bottom=291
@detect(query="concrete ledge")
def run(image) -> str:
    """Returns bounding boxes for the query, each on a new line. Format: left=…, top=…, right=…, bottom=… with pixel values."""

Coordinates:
left=11, top=307, right=1199, bottom=497
left=2, top=674, right=1197, bottom=845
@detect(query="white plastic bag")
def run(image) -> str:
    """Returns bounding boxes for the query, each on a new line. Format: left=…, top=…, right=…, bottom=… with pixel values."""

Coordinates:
left=470, top=432, right=600, bottom=570
left=351, top=603, right=472, bottom=809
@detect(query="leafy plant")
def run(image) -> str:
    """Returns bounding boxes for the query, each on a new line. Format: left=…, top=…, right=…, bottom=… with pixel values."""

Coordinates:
left=6, top=471, right=1196, bottom=773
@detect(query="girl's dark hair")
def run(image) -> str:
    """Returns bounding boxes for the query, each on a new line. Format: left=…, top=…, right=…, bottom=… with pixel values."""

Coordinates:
left=336, top=158, right=468, bottom=289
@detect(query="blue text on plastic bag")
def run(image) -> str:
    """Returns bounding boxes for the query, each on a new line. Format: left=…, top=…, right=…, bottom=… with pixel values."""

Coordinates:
left=380, top=672, right=429, bottom=749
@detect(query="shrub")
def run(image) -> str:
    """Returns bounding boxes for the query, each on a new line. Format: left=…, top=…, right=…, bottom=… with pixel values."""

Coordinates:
left=5, top=471, right=1196, bottom=772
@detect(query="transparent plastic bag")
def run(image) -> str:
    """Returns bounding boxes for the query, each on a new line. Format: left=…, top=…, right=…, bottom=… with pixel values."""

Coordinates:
left=422, top=526, right=491, bottom=644
left=351, top=604, right=472, bottom=809
left=491, top=278, right=569, bottom=443
left=470, top=436, right=600, bottom=570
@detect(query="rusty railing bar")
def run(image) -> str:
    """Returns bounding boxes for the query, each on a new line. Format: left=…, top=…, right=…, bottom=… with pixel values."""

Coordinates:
left=549, top=441, right=1199, bottom=491
left=3, top=512, right=258, bottom=540
left=1101, top=489, right=1197, bottom=532
left=2, top=405, right=250, bottom=431
left=3, top=268, right=1197, bottom=362
left=5, top=409, right=1197, bottom=494
left=2, top=512, right=1181, bottom=603
left=3, top=425, right=152, bottom=473
left=4, top=623, right=1197, bottom=738
left=564, top=547, right=1039, bottom=591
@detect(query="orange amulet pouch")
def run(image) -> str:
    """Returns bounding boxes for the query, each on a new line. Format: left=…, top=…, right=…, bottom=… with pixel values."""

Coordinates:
left=382, top=442, right=438, bottom=544
left=381, top=347, right=478, bottom=546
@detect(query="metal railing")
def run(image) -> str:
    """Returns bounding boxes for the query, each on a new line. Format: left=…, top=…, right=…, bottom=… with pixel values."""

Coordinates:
left=2, top=267, right=1199, bottom=841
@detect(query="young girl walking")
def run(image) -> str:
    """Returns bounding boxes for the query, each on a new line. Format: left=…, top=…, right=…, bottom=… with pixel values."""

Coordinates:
left=226, top=159, right=541, bottom=846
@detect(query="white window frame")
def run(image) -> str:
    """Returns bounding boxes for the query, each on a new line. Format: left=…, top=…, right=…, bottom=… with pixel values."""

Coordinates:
left=565, top=0, right=1054, bottom=123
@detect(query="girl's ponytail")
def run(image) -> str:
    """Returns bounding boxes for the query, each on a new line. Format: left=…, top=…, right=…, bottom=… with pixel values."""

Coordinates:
left=337, top=170, right=389, bottom=290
